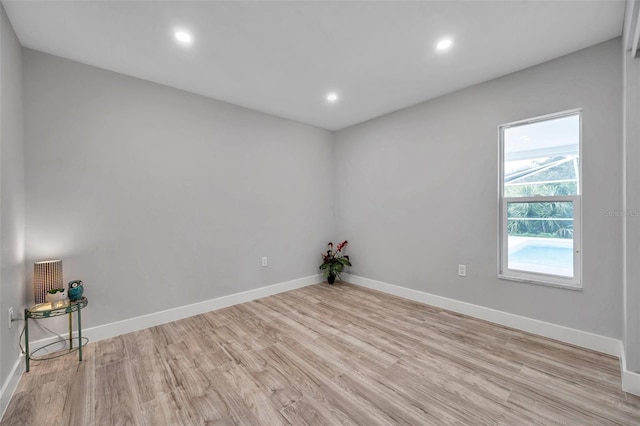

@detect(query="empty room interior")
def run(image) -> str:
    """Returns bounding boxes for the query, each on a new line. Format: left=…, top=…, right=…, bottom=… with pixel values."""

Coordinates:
left=1, top=0, right=640, bottom=424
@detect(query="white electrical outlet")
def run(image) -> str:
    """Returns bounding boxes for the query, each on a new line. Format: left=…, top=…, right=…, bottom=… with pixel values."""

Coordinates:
left=458, top=264, right=467, bottom=277
left=8, top=307, right=13, bottom=329
left=261, top=257, right=268, bottom=267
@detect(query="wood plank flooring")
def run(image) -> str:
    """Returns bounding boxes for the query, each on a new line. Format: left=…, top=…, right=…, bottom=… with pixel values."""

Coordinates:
left=2, top=282, right=639, bottom=425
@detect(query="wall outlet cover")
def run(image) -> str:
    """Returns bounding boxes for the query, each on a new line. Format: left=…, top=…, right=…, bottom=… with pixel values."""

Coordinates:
left=458, top=264, right=467, bottom=277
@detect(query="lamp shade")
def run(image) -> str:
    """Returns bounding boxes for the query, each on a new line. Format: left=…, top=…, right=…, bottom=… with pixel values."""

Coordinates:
left=34, top=260, right=63, bottom=304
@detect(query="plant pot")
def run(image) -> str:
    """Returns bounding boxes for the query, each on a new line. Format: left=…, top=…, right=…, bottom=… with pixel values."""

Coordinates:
left=327, top=274, right=336, bottom=285
left=45, top=290, right=68, bottom=308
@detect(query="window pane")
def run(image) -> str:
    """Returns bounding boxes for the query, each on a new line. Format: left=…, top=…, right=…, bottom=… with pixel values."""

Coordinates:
left=507, top=200, right=574, bottom=277
left=504, top=114, right=579, bottom=197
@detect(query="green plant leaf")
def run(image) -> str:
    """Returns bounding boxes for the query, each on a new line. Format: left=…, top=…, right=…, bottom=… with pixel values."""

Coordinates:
left=338, top=257, right=352, bottom=266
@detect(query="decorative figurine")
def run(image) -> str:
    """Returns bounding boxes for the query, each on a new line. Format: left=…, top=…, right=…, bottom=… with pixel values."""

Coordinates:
left=67, top=280, right=84, bottom=301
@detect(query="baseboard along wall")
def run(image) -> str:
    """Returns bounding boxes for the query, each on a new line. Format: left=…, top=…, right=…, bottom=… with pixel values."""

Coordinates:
left=343, top=273, right=640, bottom=396
left=619, top=340, right=640, bottom=396
left=32, top=274, right=323, bottom=349
left=0, top=357, right=24, bottom=421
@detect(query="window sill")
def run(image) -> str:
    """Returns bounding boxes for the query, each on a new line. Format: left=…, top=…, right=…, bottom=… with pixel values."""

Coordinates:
left=498, top=273, right=582, bottom=291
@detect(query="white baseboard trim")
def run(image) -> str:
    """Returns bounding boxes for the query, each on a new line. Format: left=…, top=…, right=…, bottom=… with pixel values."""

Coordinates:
left=622, top=371, right=640, bottom=396
left=620, top=341, right=640, bottom=395
left=344, top=273, right=640, bottom=396
left=344, top=274, right=620, bottom=355
left=30, top=274, right=321, bottom=350
left=0, top=356, right=24, bottom=421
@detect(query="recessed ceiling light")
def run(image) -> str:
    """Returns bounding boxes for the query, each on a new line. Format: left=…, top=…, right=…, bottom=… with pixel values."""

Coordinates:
left=436, top=38, right=453, bottom=51
left=326, top=92, right=339, bottom=102
left=175, top=31, right=192, bottom=44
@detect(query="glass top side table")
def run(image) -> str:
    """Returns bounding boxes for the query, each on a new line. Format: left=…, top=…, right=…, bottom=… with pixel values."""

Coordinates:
left=24, top=297, right=88, bottom=372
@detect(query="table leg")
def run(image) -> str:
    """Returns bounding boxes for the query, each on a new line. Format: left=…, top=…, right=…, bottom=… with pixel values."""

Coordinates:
left=78, top=305, right=83, bottom=362
left=69, top=311, right=73, bottom=350
left=24, top=309, right=30, bottom=372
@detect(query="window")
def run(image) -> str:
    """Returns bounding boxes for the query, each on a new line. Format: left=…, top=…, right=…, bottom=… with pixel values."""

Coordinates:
left=499, top=110, right=581, bottom=289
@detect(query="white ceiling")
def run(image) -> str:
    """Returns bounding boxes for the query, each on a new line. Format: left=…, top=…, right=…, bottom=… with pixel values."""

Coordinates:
left=2, top=1, right=625, bottom=131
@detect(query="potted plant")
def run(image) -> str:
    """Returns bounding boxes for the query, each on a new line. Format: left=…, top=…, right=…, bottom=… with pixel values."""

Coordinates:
left=319, top=240, right=351, bottom=284
left=45, top=288, right=67, bottom=308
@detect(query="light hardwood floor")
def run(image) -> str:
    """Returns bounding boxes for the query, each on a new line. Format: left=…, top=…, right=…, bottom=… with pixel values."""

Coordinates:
left=2, top=282, right=639, bottom=425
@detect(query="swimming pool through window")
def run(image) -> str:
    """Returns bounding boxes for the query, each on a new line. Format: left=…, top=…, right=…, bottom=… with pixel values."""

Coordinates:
left=499, top=110, right=582, bottom=289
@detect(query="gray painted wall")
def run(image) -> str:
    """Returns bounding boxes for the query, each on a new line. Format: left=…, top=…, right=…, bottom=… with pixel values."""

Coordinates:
left=23, top=50, right=334, bottom=331
left=334, top=38, right=623, bottom=339
left=14, top=34, right=631, bottom=367
left=0, top=4, right=26, bottom=391
left=623, top=39, right=640, bottom=371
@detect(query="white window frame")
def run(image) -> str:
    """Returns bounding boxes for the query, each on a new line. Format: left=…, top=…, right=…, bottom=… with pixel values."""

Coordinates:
left=498, top=109, right=582, bottom=290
